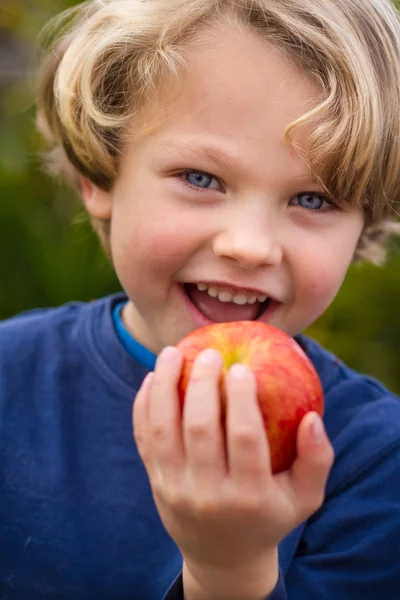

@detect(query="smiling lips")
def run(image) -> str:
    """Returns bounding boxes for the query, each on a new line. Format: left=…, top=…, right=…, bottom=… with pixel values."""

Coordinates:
left=184, top=282, right=272, bottom=322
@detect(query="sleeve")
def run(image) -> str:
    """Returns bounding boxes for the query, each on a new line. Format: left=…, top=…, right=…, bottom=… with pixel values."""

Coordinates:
left=284, top=441, right=400, bottom=599
left=163, top=570, right=287, bottom=600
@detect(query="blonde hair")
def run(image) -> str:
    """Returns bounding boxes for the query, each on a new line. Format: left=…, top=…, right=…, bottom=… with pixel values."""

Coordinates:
left=36, top=0, right=400, bottom=263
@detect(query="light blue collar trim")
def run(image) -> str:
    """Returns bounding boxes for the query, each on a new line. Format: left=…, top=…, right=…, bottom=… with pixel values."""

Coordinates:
left=112, top=301, right=157, bottom=371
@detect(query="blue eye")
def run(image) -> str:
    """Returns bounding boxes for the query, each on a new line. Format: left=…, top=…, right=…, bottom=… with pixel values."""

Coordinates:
left=183, top=170, right=220, bottom=190
left=291, top=192, right=332, bottom=211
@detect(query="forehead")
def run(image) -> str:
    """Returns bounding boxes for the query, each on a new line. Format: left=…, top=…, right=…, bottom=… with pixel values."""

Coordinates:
left=155, top=24, right=319, bottom=131
left=124, top=22, right=322, bottom=181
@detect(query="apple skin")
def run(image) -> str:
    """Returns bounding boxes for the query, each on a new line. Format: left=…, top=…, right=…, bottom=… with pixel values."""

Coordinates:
left=176, top=321, right=324, bottom=474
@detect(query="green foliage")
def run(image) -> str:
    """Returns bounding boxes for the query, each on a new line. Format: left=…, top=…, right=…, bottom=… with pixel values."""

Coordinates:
left=0, top=0, right=121, bottom=316
left=1, top=1, right=399, bottom=394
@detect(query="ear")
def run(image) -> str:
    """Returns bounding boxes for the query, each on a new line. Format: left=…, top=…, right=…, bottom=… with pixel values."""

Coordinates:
left=80, top=176, right=112, bottom=220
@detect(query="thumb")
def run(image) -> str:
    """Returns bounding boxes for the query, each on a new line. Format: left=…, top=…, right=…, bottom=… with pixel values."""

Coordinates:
left=289, top=412, right=335, bottom=522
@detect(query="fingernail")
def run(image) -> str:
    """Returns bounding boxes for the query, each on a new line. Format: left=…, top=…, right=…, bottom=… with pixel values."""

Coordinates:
left=197, top=348, right=221, bottom=365
left=229, top=363, right=250, bottom=379
left=310, top=413, right=325, bottom=443
left=157, top=346, right=179, bottom=365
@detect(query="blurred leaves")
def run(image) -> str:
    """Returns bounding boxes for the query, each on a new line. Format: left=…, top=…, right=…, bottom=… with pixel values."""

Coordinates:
left=0, top=1, right=399, bottom=394
left=307, top=250, right=400, bottom=393
left=0, top=0, right=121, bottom=313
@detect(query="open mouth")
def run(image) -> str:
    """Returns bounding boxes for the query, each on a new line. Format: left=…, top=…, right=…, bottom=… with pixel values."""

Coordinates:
left=183, top=282, right=272, bottom=323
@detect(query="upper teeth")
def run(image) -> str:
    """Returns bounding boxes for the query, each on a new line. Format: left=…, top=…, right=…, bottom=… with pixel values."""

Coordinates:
left=196, top=283, right=268, bottom=305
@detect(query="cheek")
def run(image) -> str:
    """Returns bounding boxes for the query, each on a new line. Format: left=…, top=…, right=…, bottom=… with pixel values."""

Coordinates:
left=144, top=224, right=192, bottom=263
left=110, top=204, right=201, bottom=276
left=294, top=251, right=352, bottom=315
left=291, top=217, right=362, bottom=317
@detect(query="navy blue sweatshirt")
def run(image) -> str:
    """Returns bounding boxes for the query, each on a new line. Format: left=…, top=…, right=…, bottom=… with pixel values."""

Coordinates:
left=1, top=294, right=400, bottom=599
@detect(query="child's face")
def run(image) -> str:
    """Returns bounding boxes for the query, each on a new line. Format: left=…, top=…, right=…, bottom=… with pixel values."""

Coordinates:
left=83, top=24, right=364, bottom=353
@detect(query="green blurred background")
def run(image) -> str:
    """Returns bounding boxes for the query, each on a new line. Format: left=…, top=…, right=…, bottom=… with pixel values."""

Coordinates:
left=1, top=0, right=399, bottom=393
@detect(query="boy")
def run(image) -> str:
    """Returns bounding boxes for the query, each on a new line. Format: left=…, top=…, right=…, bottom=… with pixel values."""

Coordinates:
left=1, top=0, right=400, bottom=598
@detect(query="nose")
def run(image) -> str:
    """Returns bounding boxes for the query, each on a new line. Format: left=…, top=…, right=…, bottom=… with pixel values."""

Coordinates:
left=212, top=221, right=283, bottom=270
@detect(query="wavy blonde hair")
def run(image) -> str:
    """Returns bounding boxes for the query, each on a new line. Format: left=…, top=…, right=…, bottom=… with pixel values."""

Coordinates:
left=36, top=0, right=400, bottom=263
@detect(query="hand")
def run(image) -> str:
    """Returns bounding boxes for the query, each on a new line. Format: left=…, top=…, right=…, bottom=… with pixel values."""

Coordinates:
left=133, top=346, right=334, bottom=600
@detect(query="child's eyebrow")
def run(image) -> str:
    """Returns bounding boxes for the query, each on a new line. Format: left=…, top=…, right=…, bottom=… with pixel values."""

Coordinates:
left=161, top=141, right=237, bottom=172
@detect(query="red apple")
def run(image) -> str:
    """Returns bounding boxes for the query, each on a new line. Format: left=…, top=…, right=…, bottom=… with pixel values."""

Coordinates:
left=177, top=321, right=324, bottom=474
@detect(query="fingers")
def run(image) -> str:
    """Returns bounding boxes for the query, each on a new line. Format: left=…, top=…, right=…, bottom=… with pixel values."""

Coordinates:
left=134, top=346, right=228, bottom=492
left=225, top=364, right=271, bottom=484
left=133, top=371, right=154, bottom=468
left=288, top=412, right=334, bottom=521
left=134, top=346, right=186, bottom=481
left=150, top=347, right=185, bottom=475
left=183, top=349, right=227, bottom=482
